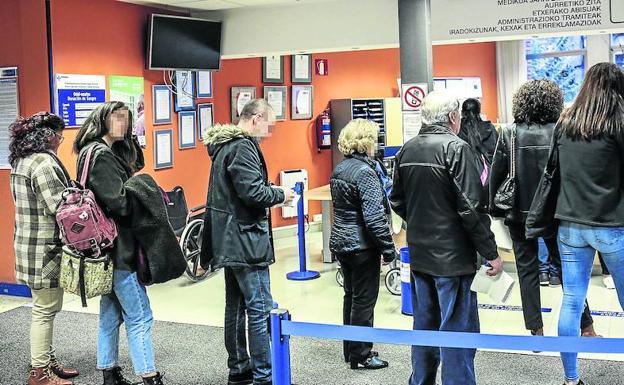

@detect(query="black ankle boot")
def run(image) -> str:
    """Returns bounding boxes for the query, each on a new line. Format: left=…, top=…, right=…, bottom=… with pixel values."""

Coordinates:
left=142, top=373, right=164, bottom=385
left=102, top=367, right=138, bottom=385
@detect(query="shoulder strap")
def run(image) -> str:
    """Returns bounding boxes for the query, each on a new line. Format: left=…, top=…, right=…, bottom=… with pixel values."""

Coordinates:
left=47, top=151, right=72, bottom=186
left=80, top=145, right=97, bottom=187
left=510, top=127, right=516, bottom=179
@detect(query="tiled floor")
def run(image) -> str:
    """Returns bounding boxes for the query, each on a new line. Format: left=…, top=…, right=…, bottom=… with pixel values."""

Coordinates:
left=2, top=230, right=622, bottom=361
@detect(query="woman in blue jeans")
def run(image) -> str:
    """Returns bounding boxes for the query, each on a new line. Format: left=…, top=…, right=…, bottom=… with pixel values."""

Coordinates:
left=551, top=63, right=624, bottom=385
left=73, top=102, right=165, bottom=385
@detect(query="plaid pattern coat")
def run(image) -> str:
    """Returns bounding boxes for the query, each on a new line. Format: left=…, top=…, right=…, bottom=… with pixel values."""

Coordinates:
left=10, top=152, right=69, bottom=289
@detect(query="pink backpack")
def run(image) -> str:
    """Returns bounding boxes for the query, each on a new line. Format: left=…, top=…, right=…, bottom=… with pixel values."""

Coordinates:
left=56, top=145, right=118, bottom=255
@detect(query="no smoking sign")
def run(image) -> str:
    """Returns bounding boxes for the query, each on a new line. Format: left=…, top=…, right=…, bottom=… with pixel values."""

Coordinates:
left=401, top=83, right=428, bottom=112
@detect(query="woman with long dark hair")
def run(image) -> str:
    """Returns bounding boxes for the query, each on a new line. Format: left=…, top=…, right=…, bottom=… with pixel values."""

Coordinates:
left=73, top=101, right=163, bottom=385
left=490, top=80, right=596, bottom=339
left=9, top=112, right=79, bottom=385
left=459, top=98, right=498, bottom=166
left=553, top=62, right=624, bottom=385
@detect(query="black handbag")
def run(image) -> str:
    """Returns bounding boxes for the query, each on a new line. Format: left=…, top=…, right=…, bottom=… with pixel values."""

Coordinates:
left=526, top=133, right=560, bottom=239
left=493, top=128, right=516, bottom=211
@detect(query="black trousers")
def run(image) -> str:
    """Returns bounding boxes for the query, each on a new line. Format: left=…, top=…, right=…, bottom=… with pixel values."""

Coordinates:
left=336, top=248, right=381, bottom=363
left=598, top=252, right=610, bottom=275
left=508, top=223, right=593, bottom=331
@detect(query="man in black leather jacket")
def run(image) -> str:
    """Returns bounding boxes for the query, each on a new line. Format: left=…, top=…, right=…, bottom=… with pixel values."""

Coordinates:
left=201, top=99, right=293, bottom=385
left=390, top=90, right=502, bottom=385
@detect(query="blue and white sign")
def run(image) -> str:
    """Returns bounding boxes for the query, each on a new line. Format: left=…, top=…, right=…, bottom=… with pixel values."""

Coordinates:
left=55, top=74, right=106, bottom=127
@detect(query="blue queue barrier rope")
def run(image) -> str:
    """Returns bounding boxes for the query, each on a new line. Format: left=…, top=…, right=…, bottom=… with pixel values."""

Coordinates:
left=270, top=309, right=624, bottom=385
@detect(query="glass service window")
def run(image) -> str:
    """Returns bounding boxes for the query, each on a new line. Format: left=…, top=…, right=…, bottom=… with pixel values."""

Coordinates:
left=612, top=33, right=624, bottom=70
left=525, top=36, right=586, bottom=104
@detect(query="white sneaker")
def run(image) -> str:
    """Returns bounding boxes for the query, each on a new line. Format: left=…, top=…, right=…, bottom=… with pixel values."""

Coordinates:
left=603, top=275, right=615, bottom=290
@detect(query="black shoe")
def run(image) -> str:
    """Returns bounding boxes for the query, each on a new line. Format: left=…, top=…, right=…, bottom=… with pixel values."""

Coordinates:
left=549, top=275, right=562, bottom=286
left=103, top=367, right=139, bottom=385
left=539, top=273, right=549, bottom=286
left=142, top=372, right=164, bottom=385
left=350, top=355, right=389, bottom=370
left=562, top=381, right=585, bottom=385
left=228, top=370, right=253, bottom=385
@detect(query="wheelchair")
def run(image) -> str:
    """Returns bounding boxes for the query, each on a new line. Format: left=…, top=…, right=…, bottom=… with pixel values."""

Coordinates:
left=335, top=259, right=401, bottom=296
left=164, top=186, right=216, bottom=282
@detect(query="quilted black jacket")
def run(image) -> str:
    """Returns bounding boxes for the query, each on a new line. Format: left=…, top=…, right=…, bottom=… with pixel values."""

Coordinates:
left=390, top=124, right=498, bottom=277
left=329, top=153, right=397, bottom=260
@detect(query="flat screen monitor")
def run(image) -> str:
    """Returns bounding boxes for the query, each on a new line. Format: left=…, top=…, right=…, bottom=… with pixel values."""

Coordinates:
left=147, top=14, right=222, bottom=71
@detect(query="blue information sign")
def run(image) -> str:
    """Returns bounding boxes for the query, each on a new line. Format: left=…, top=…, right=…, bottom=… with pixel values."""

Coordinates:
left=55, top=74, right=106, bottom=127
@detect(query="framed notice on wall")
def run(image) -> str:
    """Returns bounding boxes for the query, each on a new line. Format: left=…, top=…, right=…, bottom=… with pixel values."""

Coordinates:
left=231, top=86, right=256, bottom=124
left=0, top=67, right=19, bottom=168
left=291, top=85, right=313, bottom=120
left=264, top=86, right=287, bottom=121
left=291, top=54, right=312, bottom=83
left=178, top=110, right=196, bottom=149
left=152, top=85, right=172, bottom=125
left=196, top=71, right=213, bottom=98
left=197, top=103, right=214, bottom=141
left=174, top=70, right=195, bottom=111
left=154, top=129, right=173, bottom=170
left=263, top=55, right=284, bottom=83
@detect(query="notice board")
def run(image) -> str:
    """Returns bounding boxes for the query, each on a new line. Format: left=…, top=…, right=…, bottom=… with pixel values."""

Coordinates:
left=55, top=74, right=106, bottom=127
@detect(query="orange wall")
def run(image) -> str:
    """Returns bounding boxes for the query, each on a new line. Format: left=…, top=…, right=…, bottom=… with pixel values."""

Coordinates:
left=0, top=0, right=498, bottom=283
left=0, top=0, right=51, bottom=283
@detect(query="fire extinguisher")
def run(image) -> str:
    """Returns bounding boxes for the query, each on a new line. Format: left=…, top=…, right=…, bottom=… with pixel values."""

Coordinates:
left=317, top=109, right=331, bottom=150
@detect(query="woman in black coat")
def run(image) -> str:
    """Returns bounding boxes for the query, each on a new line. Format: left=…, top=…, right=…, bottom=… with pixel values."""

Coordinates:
left=74, top=102, right=166, bottom=385
left=489, top=81, right=596, bottom=339
left=330, top=119, right=397, bottom=370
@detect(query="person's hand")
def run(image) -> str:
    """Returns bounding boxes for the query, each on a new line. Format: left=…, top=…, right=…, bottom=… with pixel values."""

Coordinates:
left=486, top=256, right=503, bottom=276
left=275, top=186, right=295, bottom=205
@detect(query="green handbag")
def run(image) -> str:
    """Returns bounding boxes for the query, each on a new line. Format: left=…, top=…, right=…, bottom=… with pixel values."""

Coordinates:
left=59, top=246, right=113, bottom=307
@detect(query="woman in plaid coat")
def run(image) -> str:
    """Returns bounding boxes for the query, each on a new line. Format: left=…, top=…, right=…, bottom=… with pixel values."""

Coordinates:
left=9, top=112, right=79, bottom=385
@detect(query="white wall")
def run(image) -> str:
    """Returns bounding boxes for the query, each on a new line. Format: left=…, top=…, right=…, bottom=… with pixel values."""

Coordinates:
left=194, top=0, right=399, bottom=59
left=587, top=34, right=612, bottom=67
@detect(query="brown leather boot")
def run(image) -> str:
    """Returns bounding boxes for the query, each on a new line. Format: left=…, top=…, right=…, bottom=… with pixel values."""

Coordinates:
left=49, top=358, right=79, bottom=379
left=28, top=366, right=73, bottom=385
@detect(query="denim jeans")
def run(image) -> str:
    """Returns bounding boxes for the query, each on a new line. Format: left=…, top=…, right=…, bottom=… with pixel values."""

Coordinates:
left=97, top=270, right=156, bottom=375
left=409, top=271, right=479, bottom=385
left=558, top=222, right=624, bottom=382
left=538, top=238, right=560, bottom=276
left=224, top=266, right=273, bottom=384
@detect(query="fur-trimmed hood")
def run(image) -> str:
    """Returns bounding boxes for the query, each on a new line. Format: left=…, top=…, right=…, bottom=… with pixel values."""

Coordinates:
left=203, top=124, right=251, bottom=146
left=203, top=124, right=253, bottom=159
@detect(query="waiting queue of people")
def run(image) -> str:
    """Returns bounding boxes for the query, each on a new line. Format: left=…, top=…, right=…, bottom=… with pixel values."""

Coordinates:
left=8, top=62, right=624, bottom=385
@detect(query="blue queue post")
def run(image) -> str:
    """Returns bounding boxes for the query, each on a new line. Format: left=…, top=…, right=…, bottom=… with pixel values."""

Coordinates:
left=400, top=247, right=413, bottom=316
left=270, top=309, right=292, bottom=385
left=286, top=182, right=320, bottom=281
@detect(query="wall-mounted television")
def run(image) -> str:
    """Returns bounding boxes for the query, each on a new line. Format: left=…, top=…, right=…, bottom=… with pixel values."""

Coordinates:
left=147, top=14, right=222, bottom=71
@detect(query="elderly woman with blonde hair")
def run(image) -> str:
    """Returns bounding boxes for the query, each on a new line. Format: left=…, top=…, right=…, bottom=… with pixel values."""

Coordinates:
left=329, top=118, right=397, bottom=370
